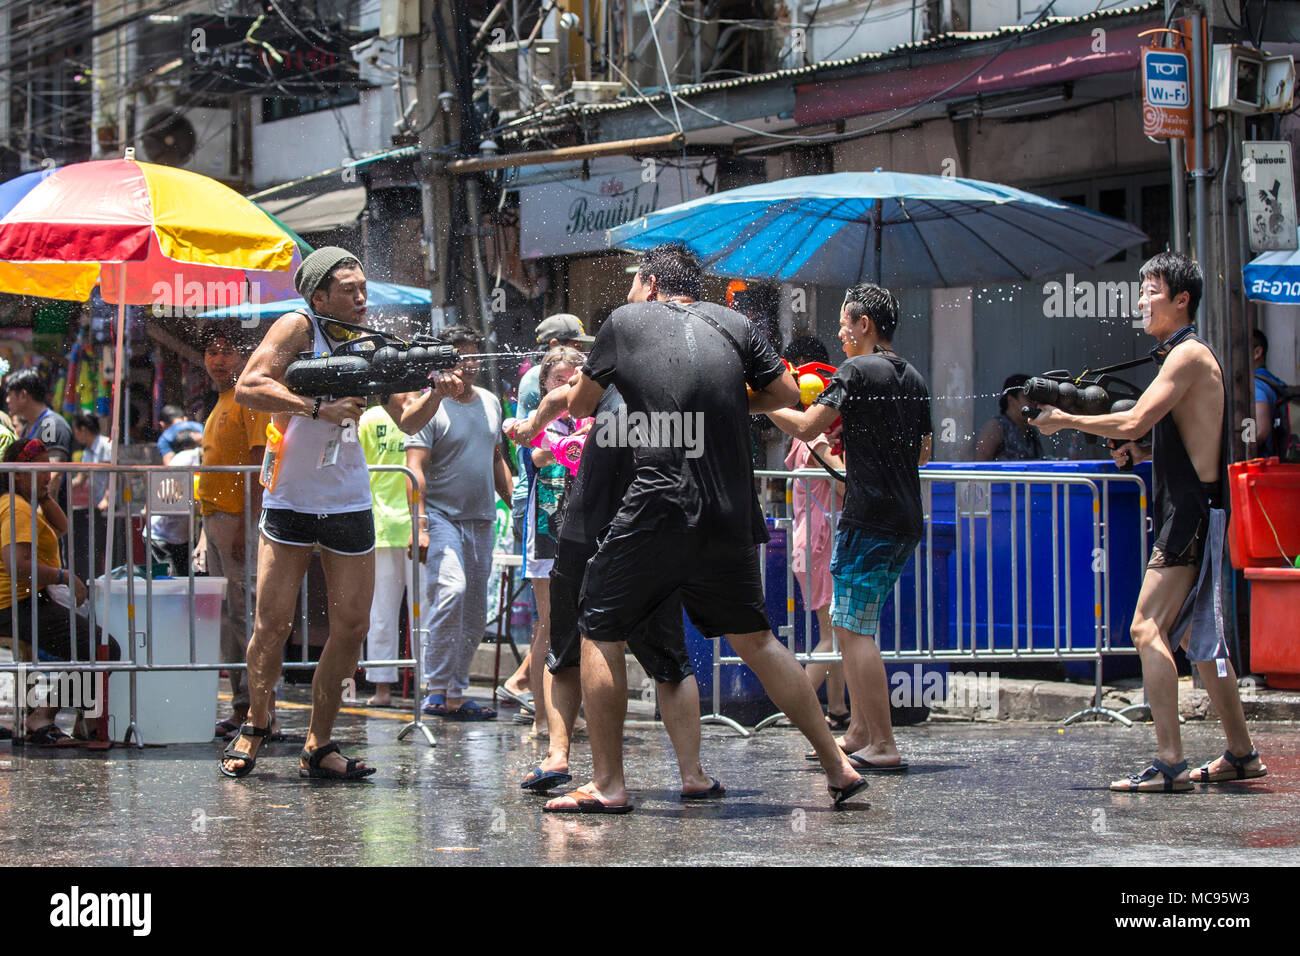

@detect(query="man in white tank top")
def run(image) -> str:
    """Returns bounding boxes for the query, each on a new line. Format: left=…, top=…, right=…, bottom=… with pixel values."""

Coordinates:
left=219, top=247, right=454, bottom=779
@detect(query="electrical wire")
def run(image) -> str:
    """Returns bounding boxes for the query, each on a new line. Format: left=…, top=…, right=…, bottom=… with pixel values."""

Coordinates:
left=570, top=0, right=1069, bottom=151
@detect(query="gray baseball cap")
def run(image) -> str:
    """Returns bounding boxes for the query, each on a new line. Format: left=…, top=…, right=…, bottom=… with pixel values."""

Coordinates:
left=535, top=313, right=594, bottom=344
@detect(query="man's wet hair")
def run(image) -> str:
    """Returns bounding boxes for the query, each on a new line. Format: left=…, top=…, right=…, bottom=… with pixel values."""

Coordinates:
left=200, top=323, right=248, bottom=353
left=1253, top=328, right=1268, bottom=358
left=161, top=403, right=185, bottom=424
left=637, top=242, right=703, bottom=300
left=4, top=367, right=46, bottom=405
left=999, top=373, right=1031, bottom=415
left=783, top=335, right=829, bottom=366
left=842, top=284, right=900, bottom=341
left=1139, top=251, right=1202, bottom=319
left=319, top=257, right=362, bottom=296
left=436, top=325, right=484, bottom=349
left=72, top=412, right=100, bottom=434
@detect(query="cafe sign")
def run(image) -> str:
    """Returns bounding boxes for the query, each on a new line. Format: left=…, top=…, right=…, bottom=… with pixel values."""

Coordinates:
left=519, top=157, right=714, bottom=259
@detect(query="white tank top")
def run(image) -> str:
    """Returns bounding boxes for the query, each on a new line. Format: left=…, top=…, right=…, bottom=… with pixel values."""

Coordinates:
left=260, top=314, right=373, bottom=515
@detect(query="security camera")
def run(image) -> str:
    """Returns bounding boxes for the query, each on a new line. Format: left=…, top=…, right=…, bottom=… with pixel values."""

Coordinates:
left=558, top=11, right=580, bottom=31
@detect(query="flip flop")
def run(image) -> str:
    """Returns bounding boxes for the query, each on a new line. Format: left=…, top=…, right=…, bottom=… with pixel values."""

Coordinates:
left=828, top=776, right=870, bottom=808
left=1110, top=757, right=1193, bottom=793
left=1190, top=748, right=1268, bottom=783
left=826, top=711, right=851, bottom=731
left=421, top=693, right=448, bottom=716
left=441, top=700, right=496, bottom=721
left=848, top=753, right=909, bottom=773
left=805, top=745, right=853, bottom=761
left=521, top=767, right=573, bottom=792
left=680, top=777, right=726, bottom=801
left=543, top=786, right=634, bottom=814
left=497, top=685, right=534, bottom=712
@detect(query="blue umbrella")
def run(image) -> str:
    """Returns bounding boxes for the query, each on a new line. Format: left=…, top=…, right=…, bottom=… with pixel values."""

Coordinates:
left=196, top=279, right=432, bottom=320
left=1244, top=231, right=1300, bottom=304
left=607, top=171, right=1147, bottom=288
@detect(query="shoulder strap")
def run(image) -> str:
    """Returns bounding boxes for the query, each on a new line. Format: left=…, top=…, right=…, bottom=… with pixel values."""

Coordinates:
left=671, top=302, right=747, bottom=365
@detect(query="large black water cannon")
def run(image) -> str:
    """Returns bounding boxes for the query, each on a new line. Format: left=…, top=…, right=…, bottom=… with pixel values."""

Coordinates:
left=286, top=336, right=462, bottom=398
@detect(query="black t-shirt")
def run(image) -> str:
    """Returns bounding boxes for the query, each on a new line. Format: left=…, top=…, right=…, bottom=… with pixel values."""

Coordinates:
left=557, top=386, right=634, bottom=549
left=815, top=350, right=932, bottom=540
left=583, top=300, right=785, bottom=544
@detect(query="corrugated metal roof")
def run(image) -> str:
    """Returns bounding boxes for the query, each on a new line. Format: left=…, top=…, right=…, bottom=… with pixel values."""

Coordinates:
left=498, top=1, right=1161, bottom=133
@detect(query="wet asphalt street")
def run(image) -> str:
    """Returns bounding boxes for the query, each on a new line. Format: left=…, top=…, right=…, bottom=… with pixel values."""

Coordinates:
left=2, top=697, right=1297, bottom=867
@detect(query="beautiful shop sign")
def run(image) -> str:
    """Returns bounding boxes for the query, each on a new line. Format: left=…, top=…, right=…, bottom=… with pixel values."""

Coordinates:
left=519, top=157, right=713, bottom=259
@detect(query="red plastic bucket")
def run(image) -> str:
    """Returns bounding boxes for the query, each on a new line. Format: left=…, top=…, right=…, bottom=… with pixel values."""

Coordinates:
left=1228, top=458, right=1300, bottom=569
left=1245, top=567, right=1300, bottom=689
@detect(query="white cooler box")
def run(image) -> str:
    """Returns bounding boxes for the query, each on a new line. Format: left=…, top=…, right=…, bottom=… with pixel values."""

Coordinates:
left=93, top=576, right=227, bottom=745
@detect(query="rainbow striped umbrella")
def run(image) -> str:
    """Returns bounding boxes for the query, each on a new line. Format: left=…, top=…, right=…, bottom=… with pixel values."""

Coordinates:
left=0, top=156, right=301, bottom=305
left=0, top=153, right=300, bottom=575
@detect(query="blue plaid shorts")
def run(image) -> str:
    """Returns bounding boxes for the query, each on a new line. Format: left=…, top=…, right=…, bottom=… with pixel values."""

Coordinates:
left=829, top=527, right=917, bottom=637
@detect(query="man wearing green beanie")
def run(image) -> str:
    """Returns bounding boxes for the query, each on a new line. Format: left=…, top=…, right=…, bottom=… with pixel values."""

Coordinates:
left=218, top=247, right=456, bottom=779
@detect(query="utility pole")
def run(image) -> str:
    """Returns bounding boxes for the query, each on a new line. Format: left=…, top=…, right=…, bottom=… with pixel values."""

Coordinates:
left=1190, top=2, right=1252, bottom=464
left=415, top=0, right=459, bottom=327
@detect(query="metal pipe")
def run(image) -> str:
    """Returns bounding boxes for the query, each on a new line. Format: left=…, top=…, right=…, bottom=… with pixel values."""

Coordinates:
left=1171, top=138, right=1188, bottom=253
left=1051, top=483, right=1060, bottom=654
left=1190, top=11, right=1208, bottom=310
left=1010, top=481, right=1020, bottom=654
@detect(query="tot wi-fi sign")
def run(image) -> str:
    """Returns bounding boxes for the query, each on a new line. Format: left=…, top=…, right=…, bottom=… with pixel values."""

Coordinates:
left=1142, top=47, right=1192, bottom=140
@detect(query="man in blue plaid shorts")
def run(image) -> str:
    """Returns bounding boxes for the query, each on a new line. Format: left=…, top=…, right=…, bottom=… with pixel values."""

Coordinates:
left=768, top=284, right=932, bottom=772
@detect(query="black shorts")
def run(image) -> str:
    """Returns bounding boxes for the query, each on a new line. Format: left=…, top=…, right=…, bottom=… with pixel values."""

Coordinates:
left=0, top=594, right=122, bottom=662
left=1149, top=482, right=1220, bottom=570
left=547, top=539, right=692, bottom=683
left=580, top=529, right=770, bottom=645
left=259, top=508, right=375, bottom=556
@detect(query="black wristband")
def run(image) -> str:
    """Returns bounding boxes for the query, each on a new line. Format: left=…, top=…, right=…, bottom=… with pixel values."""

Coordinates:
left=311, top=397, right=322, bottom=419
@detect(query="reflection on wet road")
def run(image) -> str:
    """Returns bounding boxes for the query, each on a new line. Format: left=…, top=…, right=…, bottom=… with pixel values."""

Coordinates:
left=3, top=705, right=1297, bottom=865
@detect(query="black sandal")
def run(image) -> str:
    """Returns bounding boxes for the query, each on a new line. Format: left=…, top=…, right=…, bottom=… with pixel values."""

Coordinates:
left=220, top=723, right=270, bottom=779
left=826, top=710, right=851, bottom=731
left=1111, top=757, right=1193, bottom=793
left=299, top=742, right=375, bottom=781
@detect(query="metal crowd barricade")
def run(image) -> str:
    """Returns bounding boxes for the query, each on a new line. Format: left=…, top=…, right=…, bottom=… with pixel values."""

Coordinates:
left=692, top=467, right=1147, bottom=736
left=0, top=460, right=435, bottom=749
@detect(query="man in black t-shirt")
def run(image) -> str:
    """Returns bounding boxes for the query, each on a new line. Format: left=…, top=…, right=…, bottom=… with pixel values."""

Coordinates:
left=768, top=284, right=933, bottom=774
left=544, top=243, right=867, bottom=813
left=506, top=385, right=723, bottom=800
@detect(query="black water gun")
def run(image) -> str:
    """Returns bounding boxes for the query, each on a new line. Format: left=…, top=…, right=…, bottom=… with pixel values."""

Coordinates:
left=1022, top=362, right=1149, bottom=471
left=1021, top=368, right=1143, bottom=416
left=285, top=322, right=462, bottom=398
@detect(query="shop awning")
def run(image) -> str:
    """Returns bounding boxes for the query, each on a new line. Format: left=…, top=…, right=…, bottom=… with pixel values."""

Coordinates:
left=1245, top=232, right=1300, bottom=305
left=257, top=185, right=367, bottom=235
left=794, top=22, right=1151, bottom=125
